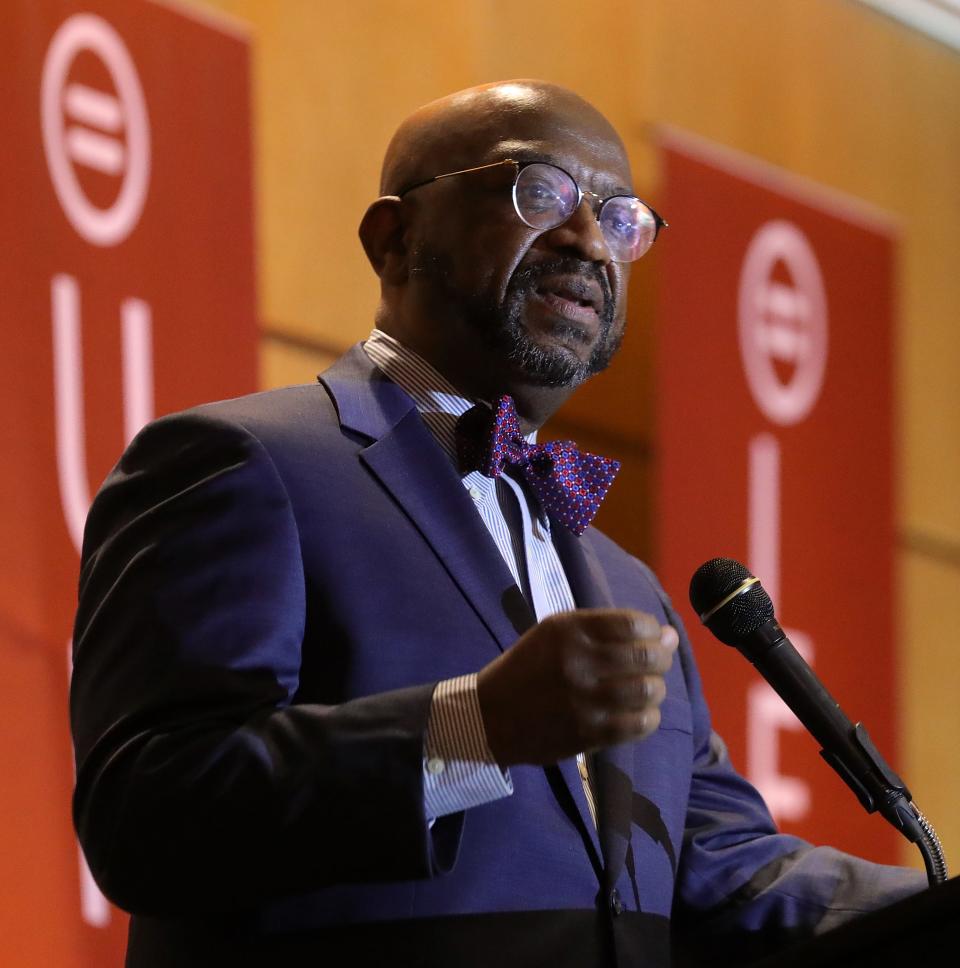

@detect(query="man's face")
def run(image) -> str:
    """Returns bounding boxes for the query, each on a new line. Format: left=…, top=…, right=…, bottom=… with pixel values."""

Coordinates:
left=405, top=111, right=633, bottom=389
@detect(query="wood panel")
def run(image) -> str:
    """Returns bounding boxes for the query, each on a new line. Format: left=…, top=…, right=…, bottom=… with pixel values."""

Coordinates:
left=901, top=549, right=960, bottom=865
left=259, top=333, right=339, bottom=390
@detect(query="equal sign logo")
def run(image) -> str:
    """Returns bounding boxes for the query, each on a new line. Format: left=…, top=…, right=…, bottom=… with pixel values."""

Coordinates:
left=41, top=13, right=150, bottom=248
left=63, top=81, right=126, bottom=177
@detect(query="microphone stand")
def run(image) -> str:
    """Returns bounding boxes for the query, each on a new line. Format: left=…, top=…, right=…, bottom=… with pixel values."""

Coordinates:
left=742, top=623, right=947, bottom=887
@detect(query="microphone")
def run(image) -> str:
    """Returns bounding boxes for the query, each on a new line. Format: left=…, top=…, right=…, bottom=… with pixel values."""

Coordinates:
left=688, top=557, right=930, bottom=849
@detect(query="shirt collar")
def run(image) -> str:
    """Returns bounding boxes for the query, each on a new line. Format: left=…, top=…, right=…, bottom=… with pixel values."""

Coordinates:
left=362, top=328, right=537, bottom=464
left=362, top=330, right=548, bottom=528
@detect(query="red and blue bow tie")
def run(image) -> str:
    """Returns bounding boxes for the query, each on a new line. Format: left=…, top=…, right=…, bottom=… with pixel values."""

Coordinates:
left=455, top=395, right=620, bottom=536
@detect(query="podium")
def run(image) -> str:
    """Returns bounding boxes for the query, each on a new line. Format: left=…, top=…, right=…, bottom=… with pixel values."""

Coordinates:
left=750, top=876, right=960, bottom=966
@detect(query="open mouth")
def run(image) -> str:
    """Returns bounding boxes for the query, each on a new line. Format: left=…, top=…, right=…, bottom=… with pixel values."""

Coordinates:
left=532, top=278, right=603, bottom=325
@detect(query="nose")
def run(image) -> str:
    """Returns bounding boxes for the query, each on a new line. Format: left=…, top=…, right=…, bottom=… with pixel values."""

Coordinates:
left=538, top=196, right=612, bottom=265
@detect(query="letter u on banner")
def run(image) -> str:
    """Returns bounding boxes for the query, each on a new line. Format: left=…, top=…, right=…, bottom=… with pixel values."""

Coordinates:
left=52, top=272, right=153, bottom=553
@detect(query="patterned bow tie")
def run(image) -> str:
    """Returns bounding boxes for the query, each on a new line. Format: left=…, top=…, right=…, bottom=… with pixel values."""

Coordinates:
left=455, top=395, right=620, bottom=536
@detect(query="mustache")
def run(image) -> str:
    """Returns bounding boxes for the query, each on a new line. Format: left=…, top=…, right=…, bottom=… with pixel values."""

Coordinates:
left=508, top=257, right=614, bottom=323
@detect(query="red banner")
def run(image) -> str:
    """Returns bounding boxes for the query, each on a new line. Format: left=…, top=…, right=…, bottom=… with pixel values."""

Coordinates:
left=655, top=130, right=899, bottom=863
left=0, top=2, right=256, bottom=963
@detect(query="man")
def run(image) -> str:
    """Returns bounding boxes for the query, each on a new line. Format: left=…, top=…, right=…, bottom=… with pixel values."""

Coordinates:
left=71, top=80, right=925, bottom=967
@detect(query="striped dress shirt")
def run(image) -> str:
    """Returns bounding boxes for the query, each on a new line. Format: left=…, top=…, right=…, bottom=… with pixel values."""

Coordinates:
left=363, top=329, right=595, bottom=823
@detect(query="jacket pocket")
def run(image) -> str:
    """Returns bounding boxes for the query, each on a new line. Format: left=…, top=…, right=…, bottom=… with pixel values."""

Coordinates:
left=657, top=695, right=693, bottom=734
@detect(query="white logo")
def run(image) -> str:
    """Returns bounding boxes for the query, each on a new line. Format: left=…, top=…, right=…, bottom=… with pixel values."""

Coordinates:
left=737, top=220, right=828, bottom=426
left=41, top=13, right=150, bottom=247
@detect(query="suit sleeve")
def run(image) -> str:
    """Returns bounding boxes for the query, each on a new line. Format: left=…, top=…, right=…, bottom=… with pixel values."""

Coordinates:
left=71, top=411, right=458, bottom=917
left=642, top=571, right=927, bottom=959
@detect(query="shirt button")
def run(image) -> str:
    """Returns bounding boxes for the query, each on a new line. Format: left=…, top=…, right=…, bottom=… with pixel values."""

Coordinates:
left=610, top=889, right=624, bottom=916
left=468, top=486, right=481, bottom=502
left=426, top=757, right=445, bottom=776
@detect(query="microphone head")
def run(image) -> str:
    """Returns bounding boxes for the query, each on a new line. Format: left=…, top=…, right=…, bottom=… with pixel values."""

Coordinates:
left=689, top=557, right=775, bottom=646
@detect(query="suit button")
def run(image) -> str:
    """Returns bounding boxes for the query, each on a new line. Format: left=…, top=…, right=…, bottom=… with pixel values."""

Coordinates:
left=610, top=889, right=624, bottom=916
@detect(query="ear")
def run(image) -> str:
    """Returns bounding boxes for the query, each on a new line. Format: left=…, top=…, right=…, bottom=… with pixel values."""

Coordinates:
left=358, top=196, right=408, bottom=285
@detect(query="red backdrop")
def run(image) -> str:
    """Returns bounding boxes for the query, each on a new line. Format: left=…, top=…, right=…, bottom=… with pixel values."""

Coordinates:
left=0, top=2, right=257, bottom=963
left=655, top=130, right=900, bottom=863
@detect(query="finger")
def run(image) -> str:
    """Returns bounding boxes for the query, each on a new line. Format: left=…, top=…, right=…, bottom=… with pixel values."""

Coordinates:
left=571, top=608, right=662, bottom=644
left=586, top=621, right=679, bottom=673
left=581, top=672, right=667, bottom=711
left=660, top=624, right=680, bottom=652
left=586, top=638, right=677, bottom=677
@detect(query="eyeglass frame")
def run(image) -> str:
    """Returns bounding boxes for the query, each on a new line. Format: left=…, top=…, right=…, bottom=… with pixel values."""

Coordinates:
left=395, top=158, right=668, bottom=262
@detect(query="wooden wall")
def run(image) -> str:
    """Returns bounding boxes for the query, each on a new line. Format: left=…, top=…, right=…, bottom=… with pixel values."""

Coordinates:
left=187, top=0, right=960, bottom=864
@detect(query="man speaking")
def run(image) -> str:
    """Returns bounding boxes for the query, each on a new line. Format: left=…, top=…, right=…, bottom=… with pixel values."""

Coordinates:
left=70, top=80, right=924, bottom=966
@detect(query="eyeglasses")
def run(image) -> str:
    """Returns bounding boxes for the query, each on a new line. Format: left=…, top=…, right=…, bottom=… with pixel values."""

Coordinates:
left=397, top=158, right=667, bottom=263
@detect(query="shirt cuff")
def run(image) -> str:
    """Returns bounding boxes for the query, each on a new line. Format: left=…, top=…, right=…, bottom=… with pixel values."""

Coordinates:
left=423, top=673, right=513, bottom=819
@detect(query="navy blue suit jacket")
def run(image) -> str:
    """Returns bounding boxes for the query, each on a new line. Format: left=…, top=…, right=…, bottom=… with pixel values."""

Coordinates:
left=71, top=345, right=924, bottom=966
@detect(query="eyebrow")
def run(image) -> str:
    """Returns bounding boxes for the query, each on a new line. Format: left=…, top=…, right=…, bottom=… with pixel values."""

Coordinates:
left=498, top=148, right=634, bottom=198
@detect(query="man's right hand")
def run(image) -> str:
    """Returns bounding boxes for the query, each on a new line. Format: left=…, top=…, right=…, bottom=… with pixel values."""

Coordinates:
left=476, top=608, right=679, bottom=767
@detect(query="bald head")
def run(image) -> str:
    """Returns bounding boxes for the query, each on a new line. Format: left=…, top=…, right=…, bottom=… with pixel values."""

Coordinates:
left=379, top=80, right=629, bottom=196
left=360, top=79, right=639, bottom=428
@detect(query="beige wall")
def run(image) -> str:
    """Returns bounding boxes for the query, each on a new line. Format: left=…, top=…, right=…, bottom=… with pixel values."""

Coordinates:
left=188, top=0, right=960, bottom=864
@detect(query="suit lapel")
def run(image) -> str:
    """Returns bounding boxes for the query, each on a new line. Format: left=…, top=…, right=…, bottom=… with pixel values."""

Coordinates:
left=554, top=527, right=634, bottom=892
left=320, top=346, right=529, bottom=656
left=362, top=413, right=532, bottom=654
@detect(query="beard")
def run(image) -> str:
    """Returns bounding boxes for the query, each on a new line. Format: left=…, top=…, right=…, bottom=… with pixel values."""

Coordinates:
left=410, top=247, right=622, bottom=388
left=494, top=257, right=621, bottom=387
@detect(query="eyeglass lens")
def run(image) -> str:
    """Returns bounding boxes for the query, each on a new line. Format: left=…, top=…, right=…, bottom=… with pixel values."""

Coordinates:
left=512, top=163, right=658, bottom=263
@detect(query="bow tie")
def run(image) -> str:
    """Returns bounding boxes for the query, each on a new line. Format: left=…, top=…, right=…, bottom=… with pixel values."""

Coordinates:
left=455, top=395, right=620, bottom=536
